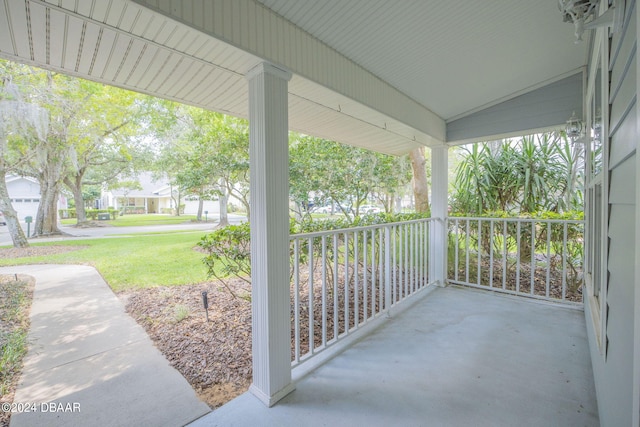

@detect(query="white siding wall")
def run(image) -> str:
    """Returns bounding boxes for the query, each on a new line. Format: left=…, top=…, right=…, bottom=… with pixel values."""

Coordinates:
left=585, top=1, right=638, bottom=425
left=7, top=178, right=41, bottom=222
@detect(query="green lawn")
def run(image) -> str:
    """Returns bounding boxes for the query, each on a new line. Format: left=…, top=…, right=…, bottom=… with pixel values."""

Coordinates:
left=61, top=214, right=200, bottom=227
left=0, top=232, right=215, bottom=292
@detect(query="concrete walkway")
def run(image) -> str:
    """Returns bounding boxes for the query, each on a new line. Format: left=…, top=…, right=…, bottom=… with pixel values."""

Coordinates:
left=1, top=265, right=210, bottom=427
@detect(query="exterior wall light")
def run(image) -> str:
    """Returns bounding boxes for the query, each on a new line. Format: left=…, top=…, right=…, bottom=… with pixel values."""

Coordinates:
left=559, top=0, right=625, bottom=42
left=565, top=111, right=583, bottom=140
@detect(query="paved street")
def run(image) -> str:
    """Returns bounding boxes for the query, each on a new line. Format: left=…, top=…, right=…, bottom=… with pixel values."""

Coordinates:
left=0, top=214, right=247, bottom=246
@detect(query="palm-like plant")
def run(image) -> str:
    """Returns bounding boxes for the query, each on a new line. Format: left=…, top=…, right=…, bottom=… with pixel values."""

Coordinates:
left=451, top=132, right=584, bottom=216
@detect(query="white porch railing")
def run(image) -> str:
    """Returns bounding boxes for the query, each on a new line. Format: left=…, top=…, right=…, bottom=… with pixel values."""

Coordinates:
left=447, top=217, right=584, bottom=305
left=289, top=218, right=436, bottom=367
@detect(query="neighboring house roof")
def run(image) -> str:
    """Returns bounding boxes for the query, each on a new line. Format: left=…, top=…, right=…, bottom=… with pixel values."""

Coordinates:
left=5, top=175, right=39, bottom=185
left=110, top=172, right=171, bottom=197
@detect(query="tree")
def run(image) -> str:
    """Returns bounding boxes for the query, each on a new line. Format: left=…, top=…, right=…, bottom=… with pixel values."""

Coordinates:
left=0, top=67, right=49, bottom=246
left=409, top=147, right=430, bottom=213
left=145, top=99, right=251, bottom=221
left=0, top=60, right=147, bottom=236
left=62, top=84, right=145, bottom=224
left=289, top=134, right=412, bottom=219
left=450, top=133, right=583, bottom=216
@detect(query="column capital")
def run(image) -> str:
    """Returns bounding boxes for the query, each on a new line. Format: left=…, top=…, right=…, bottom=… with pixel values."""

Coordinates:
left=246, top=62, right=292, bottom=82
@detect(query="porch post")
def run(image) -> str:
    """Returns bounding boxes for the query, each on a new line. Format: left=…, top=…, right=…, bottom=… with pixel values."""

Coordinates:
left=633, top=4, right=640, bottom=423
left=430, top=145, right=448, bottom=287
left=246, top=62, right=295, bottom=406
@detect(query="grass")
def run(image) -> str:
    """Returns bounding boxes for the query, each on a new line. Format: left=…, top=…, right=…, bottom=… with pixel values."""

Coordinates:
left=0, top=277, right=32, bottom=397
left=0, top=232, right=216, bottom=292
left=60, top=214, right=199, bottom=227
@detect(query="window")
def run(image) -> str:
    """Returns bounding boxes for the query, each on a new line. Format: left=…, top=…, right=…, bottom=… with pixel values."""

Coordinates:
left=585, top=32, right=608, bottom=356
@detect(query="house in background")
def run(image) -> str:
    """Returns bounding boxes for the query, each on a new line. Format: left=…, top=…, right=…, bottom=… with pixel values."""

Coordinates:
left=101, top=172, right=218, bottom=215
left=5, top=175, right=67, bottom=223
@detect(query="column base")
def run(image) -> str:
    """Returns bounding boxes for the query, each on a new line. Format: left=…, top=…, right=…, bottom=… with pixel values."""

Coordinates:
left=250, top=382, right=296, bottom=407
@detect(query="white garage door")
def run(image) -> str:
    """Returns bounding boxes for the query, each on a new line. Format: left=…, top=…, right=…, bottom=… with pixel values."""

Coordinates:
left=11, top=198, right=40, bottom=222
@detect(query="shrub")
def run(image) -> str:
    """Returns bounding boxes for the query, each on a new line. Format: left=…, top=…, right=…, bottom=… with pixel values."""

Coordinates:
left=199, top=223, right=252, bottom=298
left=172, top=304, right=190, bottom=323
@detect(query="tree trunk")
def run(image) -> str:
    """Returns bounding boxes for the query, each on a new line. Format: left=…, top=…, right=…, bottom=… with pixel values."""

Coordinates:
left=64, top=174, right=87, bottom=224
left=34, top=178, right=61, bottom=237
left=196, top=197, right=204, bottom=221
left=409, top=147, right=430, bottom=213
left=0, top=176, right=29, bottom=247
left=218, top=188, right=229, bottom=227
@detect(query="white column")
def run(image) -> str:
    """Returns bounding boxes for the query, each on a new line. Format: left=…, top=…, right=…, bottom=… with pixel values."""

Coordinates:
left=430, top=145, right=448, bottom=287
left=246, top=62, right=295, bottom=407
left=633, top=4, right=640, bottom=424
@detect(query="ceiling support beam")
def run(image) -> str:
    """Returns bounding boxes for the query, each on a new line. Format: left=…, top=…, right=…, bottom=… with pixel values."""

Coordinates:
left=246, top=62, right=295, bottom=407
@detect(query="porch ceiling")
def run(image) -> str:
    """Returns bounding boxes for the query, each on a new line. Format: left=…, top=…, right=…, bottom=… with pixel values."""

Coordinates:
left=0, top=0, right=587, bottom=154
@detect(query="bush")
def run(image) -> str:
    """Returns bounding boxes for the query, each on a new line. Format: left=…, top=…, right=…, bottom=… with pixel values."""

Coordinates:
left=199, top=223, right=252, bottom=298
left=60, top=208, right=118, bottom=220
left=59, top=208, right=76, bottom=218
left=85, top=209, right=119, bottom=220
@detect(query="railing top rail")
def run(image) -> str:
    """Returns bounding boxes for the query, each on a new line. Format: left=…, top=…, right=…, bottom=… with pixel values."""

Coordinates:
left=290, top=217, right=439, bottom=240
left=447, top=216, right=584, bottom=225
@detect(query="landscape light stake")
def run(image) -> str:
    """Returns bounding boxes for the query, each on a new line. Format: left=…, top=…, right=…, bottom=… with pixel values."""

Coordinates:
left=201, top=291, right=209, bottom=322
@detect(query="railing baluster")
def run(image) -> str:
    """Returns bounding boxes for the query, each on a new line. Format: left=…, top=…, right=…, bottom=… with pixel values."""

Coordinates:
left=562, top=222, right=568, bottom=301
left=392, top=225, right=397, bottom=304
left=385, top=226, right=391, bottom=311
left=333, top=234, right=339, bottom=339
left=354, top=232, right=359, bottom=329
left=465, top=219, right=470, bottom=284
left=363, top=229, right=368, bottom=322
left=308, top=237, right=314, bottom=354
left=371, top=229, right=376, bottom=315
left=321, top=235, right=327, bottom=347
left=344, top=232, right=349, bottom=334
left=477, top=219, right=482, bottom=286
left=420, top=221, right=425, bottom=288
left=410, top=222, right=415, bottom=293
left=489, top=220, right=494, bottom=288
left=294, top=238, right=300, bottom=363
left=405, top=223, right=409, bottom=297
left=378, top=228, right=383, bottom=312
left=502, top=220, right=507, bottom=290
left=530, top=221, right=535, bottom=296
left=546, top=222, right=551, bottom=299
left=516, top=221, right=521, bottom=294
left=425, top=221, right=430, bottom=285
left=454, top=218, right=459, bottom=282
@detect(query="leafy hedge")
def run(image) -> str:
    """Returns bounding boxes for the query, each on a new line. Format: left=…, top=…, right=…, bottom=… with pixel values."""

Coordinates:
left=59, top=208, right=118, bottom=220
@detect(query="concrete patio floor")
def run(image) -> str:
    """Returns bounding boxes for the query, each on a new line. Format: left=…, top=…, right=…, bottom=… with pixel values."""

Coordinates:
left=191, top=285, right=598, bottom=427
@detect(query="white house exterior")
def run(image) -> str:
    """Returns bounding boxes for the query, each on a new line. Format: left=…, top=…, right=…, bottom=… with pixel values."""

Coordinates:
left=102, top=172, right=219, bottom=215
left=5, top=175, right=67, bottom=223
left=1, top=1, right=639, bottom=425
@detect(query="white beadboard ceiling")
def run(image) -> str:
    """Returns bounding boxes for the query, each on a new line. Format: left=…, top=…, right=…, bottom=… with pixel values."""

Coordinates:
left=0, top=0, right=587, bottom=154
left=256, top=0, right=587, bottom=121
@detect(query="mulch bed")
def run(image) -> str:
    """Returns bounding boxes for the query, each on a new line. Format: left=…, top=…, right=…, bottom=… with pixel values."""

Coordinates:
left=0, top=274, right=35, bottom=427
left=119, top=279, right=253, bottom=409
